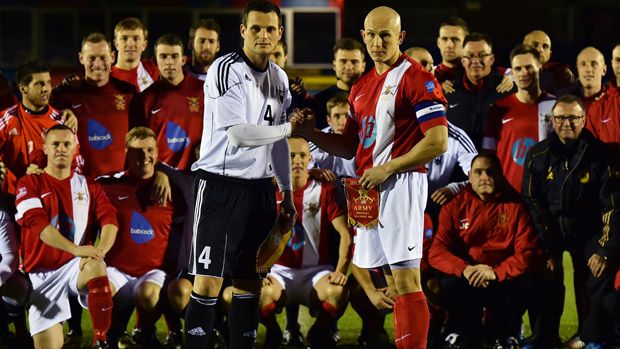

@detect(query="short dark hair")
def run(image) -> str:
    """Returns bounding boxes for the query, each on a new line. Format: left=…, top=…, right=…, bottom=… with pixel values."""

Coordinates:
left=551, top=94, right=586, bottom=116
left=17, top=60, right=51, bottom=86
left=242, top=0, right=281, bottom=26
left=463, top=32, right=493, bottom=51
left=277, top=40, right=288, bottom=55
left=333, top=37, right=365, bottom=57
left=155, top=34, right=184, bottom=55
left=470, top=152, right=502, bottom=173
left=46, top=124, right=74, bottom=137
left=439, top=16, right=469, bottom=35
left=114, top=17, right=148, bottom=39
left=81, top=32, right=112, bottom=51
left=189, top=18, right=221, bottom=44
left=510, top=44, right=542, bottom=64
left=326, top=92, right=349, bottom=115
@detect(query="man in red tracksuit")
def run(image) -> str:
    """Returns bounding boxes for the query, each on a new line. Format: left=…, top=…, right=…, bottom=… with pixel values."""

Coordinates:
left=429, top=153, right=540, bottom=349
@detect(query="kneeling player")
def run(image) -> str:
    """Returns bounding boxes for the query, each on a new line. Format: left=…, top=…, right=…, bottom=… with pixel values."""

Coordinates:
left=98, top=127, right=184, bottom=347
left=260, top=137, right=352, bottom=348
left=15, top=125, right=118, bottom=349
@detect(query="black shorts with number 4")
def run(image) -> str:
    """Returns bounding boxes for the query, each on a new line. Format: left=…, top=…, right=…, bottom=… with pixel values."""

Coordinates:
left=189, top=170, right=276, bottom=279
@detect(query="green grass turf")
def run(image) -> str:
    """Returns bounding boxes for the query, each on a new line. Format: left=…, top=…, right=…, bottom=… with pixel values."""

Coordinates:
left=44, top=252, right=579, bottom=347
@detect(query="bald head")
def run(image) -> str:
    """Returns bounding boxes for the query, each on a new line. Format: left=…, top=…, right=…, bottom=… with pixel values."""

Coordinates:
left=523, top=30, right=552, bottom=64
left=364, top=6, right=401, bottom=32
left=577, top=46, right=607, bottom=96
left=405, top=47, right=434, bottom=73
left=362, top=6, right=405, bottom=67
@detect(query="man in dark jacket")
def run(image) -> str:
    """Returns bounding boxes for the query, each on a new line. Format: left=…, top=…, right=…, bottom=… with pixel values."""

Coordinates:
left=445, top=33, right=515, bottom=149
left=522, top=94, right=620, bottom=348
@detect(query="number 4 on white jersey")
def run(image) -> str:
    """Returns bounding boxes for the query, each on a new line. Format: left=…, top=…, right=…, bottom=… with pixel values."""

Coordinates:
left=199, top=246, right=212, bottom=269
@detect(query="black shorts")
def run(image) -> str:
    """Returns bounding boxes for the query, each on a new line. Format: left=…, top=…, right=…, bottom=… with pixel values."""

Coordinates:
left=188, top=170, right=276, bottom=279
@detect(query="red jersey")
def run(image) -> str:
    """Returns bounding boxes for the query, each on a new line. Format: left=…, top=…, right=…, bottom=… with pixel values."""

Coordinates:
left=434, top=62, right=462, bottom=83
left=0, top=104, right=70, bottom=195
left=99, top=172, right=175, bottom=277
left=141, top=75, right=204, bottom=170
left=275, top=179, right=344, bottom=268
left=585, top=91, right=620, bottom=163
left=483, top=93, right=555, bottom=192
left=111, top=60, right=159, bottom=92
left=428, top=185, right=540, bottom=281
left=15, top=171, right=117, bottom=272
left=345, top=54, right=448, bottom=177
left=52, top=79, right=139, bottom=178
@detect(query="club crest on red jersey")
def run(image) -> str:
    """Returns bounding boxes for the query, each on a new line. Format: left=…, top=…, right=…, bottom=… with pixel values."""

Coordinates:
left=187, top=97, right=200, bottom=112
left=382, top=85, right=397, bottom=96
left=114, top=94, right=126, bottom=111
left=305, top=202, right=319, bottom=215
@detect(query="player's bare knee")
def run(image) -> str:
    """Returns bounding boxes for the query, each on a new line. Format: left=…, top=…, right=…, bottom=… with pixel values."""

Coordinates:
left=137, top=283, right=161, bottom=310
left=192, top=275, right=223, bottom=297
left=168, top=279, right=191, bottom=311
left=322, top=284, right=348, bottom=306
left=80, top=258, right=107, bottom=279
left=260, top=284, right=282, bottom=305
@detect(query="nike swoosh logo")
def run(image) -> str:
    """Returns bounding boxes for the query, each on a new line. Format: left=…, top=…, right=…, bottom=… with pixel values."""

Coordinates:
left=502, top=117, right=514, bottom=124
left=72, top=103, right=82, bottom=109
left=118, top=195, right=130, bottom=200
left=602, top=118, right=611, bottom=123
left=151, top=108, right=162, bottom=114
left=449, top=103, right=460, bottom=109
left=102, top=306, right=113, bottom=312
left=407, top=246, right=416, bottom=251
left=354, top=94, right=365, bottom=101
left=41, top=192, right=52, bottom=199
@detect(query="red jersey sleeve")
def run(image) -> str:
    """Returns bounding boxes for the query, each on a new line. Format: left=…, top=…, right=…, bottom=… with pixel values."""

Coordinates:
left=428, top=199, right=469, bottom=277
left=406, top=67, right=448, bottom=133
left=89, top=182, right=118, bottom=228
left=323, top=182, right=345, bottom=222
left=15, top=175, right=50, bottom=235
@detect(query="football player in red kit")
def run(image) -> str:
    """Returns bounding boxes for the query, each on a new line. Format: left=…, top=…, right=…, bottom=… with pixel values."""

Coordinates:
left=15, top=124, right=118, bottom=349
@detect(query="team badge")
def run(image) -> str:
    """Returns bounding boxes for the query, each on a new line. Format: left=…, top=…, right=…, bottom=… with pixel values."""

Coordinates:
left=114, top=94, right=126, bottom=111
left=342, top=178, right=379, bottom=228
left=499, top=213, right=506, bottom=225
left=305, top=202, right=319, bottom=215
left=16, top=187, right=27, bottom=200
left=8, top=127, right=18, bottom=136
left=547, top=169, right=554, bottom=180
left=187, top=97, right=200, bottom=112
left=382, top=85, right=397, bottom=96
left=76, top=192, right=86, bottom=201
left=579, top=170, right=590, bottom=184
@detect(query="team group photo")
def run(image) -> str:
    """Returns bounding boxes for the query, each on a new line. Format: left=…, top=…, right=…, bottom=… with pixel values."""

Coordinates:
left=0, top=0, right=619, bottom=348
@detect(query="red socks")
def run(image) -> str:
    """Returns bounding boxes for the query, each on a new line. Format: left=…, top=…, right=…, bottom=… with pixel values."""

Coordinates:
left=394, top=291, right=429, bottom=349
left=87, top=276, right=113, bottom=343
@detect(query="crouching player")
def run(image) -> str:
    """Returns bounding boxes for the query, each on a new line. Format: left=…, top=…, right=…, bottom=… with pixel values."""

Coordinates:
left=259, top=137, right=352, bottom=348
left=98, top=127, right=184, bottom=347
left=15, top=124, right=118, bottom=349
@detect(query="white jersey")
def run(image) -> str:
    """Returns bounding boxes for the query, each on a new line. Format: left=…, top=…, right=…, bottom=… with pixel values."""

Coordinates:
left=191, top=51, right=292, bottom=179
left=309, top=126, right=358, bottom=178
left=427, top=122, right=477, bottom=194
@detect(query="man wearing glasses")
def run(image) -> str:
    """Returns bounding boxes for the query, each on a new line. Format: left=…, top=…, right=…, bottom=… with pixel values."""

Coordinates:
left=482, top=44, right=555, bottom=192
left=445, top=32, right=515, bottom=149
left=522, top=94, right=620, bottom=348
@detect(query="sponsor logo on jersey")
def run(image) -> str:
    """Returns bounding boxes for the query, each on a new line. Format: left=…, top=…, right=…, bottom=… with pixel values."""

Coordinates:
left=511, top=137, right=536, bottom=166
left=187, top=97, right=200, bottom=112
left=16, top=187, right=27, bottom=200
left=424, top=81, right=435, bottom=92
left=52, top=213, right=76, bottom=241
left=424, top=227, right=433, bottom=239
left=287, top=221, right=306, bottom=251
left=130, top=211, right=155, bottom=244
left=166, top=121, right=190, bottom=152
left=87, top=119, right=113, bottom=150
left=360, top=115, right=377, bottom=149
left=114, top=94, right=126, bottom=111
